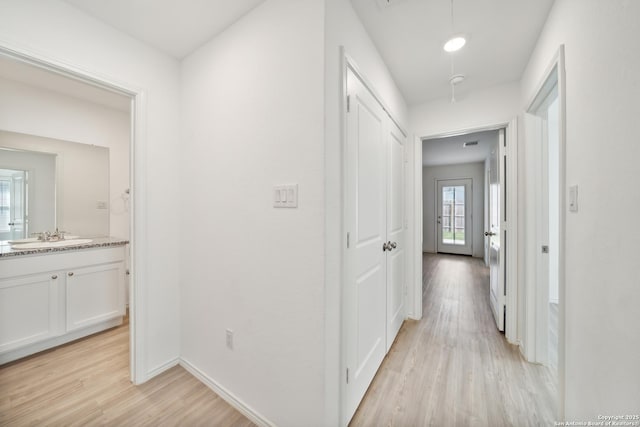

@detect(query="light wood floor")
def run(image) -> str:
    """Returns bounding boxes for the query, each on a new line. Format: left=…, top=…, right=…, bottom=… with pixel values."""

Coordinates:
left=0, top=316, right=254, bottom=427
left=350, top=253, right=558, bottom=427
left=2, top=255, right=557, bottom=426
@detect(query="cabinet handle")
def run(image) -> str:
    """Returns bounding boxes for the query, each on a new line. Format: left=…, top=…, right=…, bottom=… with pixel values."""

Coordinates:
left=68, top=272, right=74, bottom=277
left=51, top=275, right=58, bottom=280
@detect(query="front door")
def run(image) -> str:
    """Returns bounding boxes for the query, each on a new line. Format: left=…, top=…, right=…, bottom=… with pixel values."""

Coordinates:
left=436, top=179, right=472, bottom=255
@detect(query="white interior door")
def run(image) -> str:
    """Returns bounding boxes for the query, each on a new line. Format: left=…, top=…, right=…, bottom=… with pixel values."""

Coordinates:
left=344, top=68, right=387, bottom=422
left=385, top=120, right=405, bottom=352
left=436, top=179, right=472, bottom=255
left=488, top=131, right=505, bottom=331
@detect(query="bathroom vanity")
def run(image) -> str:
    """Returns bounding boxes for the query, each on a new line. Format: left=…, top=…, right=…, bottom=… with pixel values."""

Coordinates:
left=0, top=238, right=128, bottom=364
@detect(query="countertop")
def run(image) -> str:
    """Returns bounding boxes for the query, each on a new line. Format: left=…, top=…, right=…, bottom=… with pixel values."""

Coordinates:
left=0, top=237, right=129, bottom=258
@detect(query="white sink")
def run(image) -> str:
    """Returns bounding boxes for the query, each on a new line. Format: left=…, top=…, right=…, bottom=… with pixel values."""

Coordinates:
left=8, top=235, right=80, bottom=244
left=11, top=239, right=93, bottom=250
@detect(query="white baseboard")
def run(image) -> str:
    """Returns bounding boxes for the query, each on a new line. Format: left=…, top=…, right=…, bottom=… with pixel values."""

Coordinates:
left=179, top=358, right=275, bottom=427
left=0, top=317, right=123, bottom=365
left=145, top=357, right=180, bottom=381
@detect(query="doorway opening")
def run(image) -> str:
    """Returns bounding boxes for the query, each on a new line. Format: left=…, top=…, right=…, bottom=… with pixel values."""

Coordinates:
left=420, top=124, right=518, bottom=340
left=523, top=47, right=566, bottom=420
left=0, top=48, right=142, bottom=382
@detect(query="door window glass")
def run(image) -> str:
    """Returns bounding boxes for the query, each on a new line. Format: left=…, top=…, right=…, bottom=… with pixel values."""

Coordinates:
left=442, top=185, right=465, bottom=245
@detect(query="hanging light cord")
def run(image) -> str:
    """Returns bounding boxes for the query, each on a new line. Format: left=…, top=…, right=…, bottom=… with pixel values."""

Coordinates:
left=450, top=0, right=456, bottom=103
left=450, top=0, right=455, bottom=32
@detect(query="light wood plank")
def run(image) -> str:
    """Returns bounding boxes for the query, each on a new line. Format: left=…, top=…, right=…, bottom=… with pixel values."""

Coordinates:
left=0, top=316, right=255, bottom=427
left=350, top=253, right=557, bottom=427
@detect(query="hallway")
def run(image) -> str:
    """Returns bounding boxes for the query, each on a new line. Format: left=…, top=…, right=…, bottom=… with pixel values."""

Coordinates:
left=350, top=253, right=557, bottom=426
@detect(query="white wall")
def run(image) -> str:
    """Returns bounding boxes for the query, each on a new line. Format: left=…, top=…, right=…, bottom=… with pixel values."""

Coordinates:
left=180, top=1, right=325, bottom=425
left=0, top=0, right=181, bottom=378
left=324, top=0, right=410, bottom=423
left=410, top=81, right=520, bottom=138
left=0, top=78, right=130, bottom=239
left=422, top=162, right=485, bottom=258
left=520, top=0, right=640, bottom=419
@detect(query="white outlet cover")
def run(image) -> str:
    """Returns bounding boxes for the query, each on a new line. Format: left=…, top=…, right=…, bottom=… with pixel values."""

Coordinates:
left=569, top=185, right=578, bottom=212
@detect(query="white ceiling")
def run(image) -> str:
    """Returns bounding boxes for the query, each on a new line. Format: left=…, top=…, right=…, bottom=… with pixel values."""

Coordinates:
left=0, top=55, right=131, bottom=112
left=62, top=0, right=266, bottom=59
left=350, top=0, right=555, bottom=105
left=423, top=129, right=498, bottom=166
left=58, top=0, right=553, bottom=106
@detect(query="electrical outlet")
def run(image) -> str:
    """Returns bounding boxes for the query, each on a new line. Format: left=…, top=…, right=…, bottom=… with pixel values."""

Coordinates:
left=225, top=329, right=234, bottom=350
left=569, top=185, right=578, bottom=212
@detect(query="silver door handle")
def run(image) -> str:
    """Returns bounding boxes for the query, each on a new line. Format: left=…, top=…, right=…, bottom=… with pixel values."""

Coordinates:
left=383, top=242, right=389, bottom=252
left=484, top=231, right=495, bottom=236
left=390, top=242, right=397, bottom=249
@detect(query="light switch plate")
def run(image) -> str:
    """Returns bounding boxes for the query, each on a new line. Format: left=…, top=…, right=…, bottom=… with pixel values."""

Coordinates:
left=274, top=184, right=298, bottom=208
left=569, top=185, right=578, bottom=212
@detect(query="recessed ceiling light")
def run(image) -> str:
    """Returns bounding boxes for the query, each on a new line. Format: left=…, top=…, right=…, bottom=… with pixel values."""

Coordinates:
left=443, top=36, right=466, bottom=52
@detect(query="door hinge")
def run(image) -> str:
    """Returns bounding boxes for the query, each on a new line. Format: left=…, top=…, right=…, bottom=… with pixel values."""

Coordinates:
left=346, top=95, right=350, bottom=113
left=347, top=232, right=350, bottom=248
left=346, top=368, right=350, bottom=384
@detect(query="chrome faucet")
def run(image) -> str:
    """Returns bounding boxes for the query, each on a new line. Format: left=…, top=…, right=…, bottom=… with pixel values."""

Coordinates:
left=31, top=228, right=67, bottom=242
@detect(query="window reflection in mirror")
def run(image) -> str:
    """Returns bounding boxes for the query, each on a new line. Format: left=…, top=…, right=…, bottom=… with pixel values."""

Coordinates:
left=0, top=168, right=29, bottom=240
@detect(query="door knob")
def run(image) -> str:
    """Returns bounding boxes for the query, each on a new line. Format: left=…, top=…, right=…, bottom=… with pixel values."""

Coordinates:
left=383, top=242, right=389, bottom=252
left=484, top=231, right=495, bottom=237
left=390, top=242, right=397, bottom=249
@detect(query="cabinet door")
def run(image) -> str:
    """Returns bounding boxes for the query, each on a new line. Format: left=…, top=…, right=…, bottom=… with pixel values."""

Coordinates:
left=0, top=272, right=60, bottom=352
left=66, top=262, right=125, bottom=332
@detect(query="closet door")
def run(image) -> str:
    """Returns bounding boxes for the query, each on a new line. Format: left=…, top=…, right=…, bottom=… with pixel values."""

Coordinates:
left=385, top=120, right=405, bottom=351
left=344, top=68, right=387, bottom=422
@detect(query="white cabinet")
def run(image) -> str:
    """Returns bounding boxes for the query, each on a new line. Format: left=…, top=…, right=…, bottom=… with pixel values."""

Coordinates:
left=0, top=245, right=126, bottom=364
left=0, top=272, right=61, bottom=353
left=66, top=262, right=125, bottom=332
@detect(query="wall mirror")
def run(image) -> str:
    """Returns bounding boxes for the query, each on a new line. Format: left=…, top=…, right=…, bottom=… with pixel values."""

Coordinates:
left=0, top=130, right=110, bottom=240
